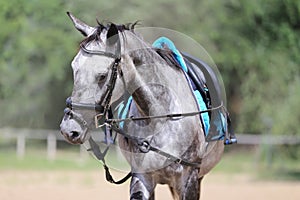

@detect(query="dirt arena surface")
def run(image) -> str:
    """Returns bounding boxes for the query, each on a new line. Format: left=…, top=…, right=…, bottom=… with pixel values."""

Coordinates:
left=1, top=170, right=299, bottom=200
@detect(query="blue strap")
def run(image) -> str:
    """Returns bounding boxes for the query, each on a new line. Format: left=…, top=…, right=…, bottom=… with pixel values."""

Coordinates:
left=193, top=90, right=210, bottom=135
left=117, top=96, right=132, bottom=129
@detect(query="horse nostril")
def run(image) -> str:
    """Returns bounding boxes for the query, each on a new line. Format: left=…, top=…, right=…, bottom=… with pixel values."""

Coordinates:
left=70, top=131, right=80, bottom=139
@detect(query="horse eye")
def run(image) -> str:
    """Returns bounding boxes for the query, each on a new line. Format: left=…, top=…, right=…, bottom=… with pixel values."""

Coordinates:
left=133, top=57, right=142, bottom=66
left=96, top=73, right=107, bottom=84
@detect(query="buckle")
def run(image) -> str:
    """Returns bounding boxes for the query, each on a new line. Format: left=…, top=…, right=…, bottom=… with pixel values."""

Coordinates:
left=94, top=113, right=105, bottom=128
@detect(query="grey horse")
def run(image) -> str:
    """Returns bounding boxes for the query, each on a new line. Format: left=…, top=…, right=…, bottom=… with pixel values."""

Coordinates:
left=60, top=12, right=224, bottom=200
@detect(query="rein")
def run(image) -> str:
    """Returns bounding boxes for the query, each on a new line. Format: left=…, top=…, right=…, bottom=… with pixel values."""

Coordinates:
left=98, top=103, right=224, bottom=127
left=108, top=124, right=202, bottom=167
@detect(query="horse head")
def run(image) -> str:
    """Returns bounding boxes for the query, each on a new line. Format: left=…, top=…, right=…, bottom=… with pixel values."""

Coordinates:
left=60, top=12, right=160, bottom=145
left=60, top=13, right=129, bottom=144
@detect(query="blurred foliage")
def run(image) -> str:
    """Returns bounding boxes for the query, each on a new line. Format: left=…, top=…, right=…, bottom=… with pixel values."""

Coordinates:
left=0, top=0, right=299, bottom=141
left=0, top=0, right=77, bottom=128
left=215, top=0, right=300, bottom=135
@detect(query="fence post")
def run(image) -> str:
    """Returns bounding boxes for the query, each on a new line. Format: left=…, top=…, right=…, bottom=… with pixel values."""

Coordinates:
left=47, top=132, right=56, bottom=161
left=262, top=117, right=274, bottom=168
left=17, top=133, right=25, bottom=159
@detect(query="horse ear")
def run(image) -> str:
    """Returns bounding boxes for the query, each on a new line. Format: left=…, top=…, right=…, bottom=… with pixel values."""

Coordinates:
left=106, top=23, right=119, bottom=45
left=67, top=12, right=94, bottom=36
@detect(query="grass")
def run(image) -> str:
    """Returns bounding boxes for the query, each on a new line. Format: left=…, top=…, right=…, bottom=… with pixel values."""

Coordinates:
left=213, top=146, right=300, bottom=181
left=0, top=140, right=299, bottom=181
left=0, top=138, right=131, bottom=172
left=0, top=138, right=100, bottom=171
left=0, top=149, right=100, bottom=171
left=212, top=150, right=256, bottom=174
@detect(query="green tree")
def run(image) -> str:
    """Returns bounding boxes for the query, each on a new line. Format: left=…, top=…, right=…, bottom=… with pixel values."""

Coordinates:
left=1, top=0, right=299, bottom=139
left=195, top=0, right=300, bottom=136
left=0, top=0, right=77, bottom=128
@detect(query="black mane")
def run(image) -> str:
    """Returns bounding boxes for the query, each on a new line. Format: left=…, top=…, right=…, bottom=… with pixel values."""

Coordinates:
left=81, top=21, right=139, bottom=46
left=154, top=48, right=182, bottom=69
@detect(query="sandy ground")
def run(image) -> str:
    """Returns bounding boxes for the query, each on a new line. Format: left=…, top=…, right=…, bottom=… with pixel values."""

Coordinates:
left=0, top=170, right=299, bottom=200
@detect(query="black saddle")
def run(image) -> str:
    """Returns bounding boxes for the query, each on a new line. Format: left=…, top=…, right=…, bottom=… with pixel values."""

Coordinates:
left=182, top=52, right=235, bottom=143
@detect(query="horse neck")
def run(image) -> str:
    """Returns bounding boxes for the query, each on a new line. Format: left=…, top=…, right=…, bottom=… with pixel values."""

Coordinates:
left=123, top=57, right=173, bottom=116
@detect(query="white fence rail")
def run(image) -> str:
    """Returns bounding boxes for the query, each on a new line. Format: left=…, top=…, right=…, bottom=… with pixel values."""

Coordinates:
left=1, top=128, right=299, bottom=160
left=0, top=128, right=85, bottom=160
left=235, top=134, right=300, bottom=145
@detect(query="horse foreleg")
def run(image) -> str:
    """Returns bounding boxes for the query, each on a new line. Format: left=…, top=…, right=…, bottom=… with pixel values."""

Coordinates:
left=170, top=169, right=202, bottom=200
left=130, top=173, right=155, bottom=200
left=181, top=170, right=202, bottom=200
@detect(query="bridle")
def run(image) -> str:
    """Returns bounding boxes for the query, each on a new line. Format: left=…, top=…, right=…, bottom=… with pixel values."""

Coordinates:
left=64, top=37, right=122, bottom=132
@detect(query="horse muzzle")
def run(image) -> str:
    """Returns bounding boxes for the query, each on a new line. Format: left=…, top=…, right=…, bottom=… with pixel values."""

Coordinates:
left=60, top=96, right=109, bottom=144
left=60, top=107, right=89, bottom=144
